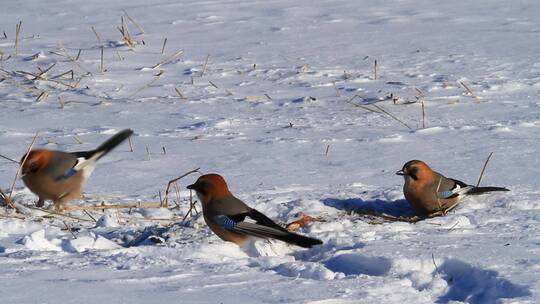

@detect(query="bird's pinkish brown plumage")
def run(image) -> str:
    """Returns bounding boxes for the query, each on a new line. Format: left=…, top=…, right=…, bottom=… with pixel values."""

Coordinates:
left=397, top=160, right=509, bottom=215
left=187, top=174, right=323, bottom=248
left=20, top=129, right=133, bottom=211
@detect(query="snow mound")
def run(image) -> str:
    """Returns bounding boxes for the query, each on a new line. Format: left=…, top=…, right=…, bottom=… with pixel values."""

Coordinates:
left=21, top=229, right=62, bottom=251
left=324, top=253, right=391, bottom=276
left=20, top=230, right=121, bottom=253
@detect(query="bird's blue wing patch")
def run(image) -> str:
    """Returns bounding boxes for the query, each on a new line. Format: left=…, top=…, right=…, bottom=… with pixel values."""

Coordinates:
left=214, top=215, right=237, bottom=230
left=438, top=190, right=454, bottom=199
left=54, top=168, right=77, bottom=181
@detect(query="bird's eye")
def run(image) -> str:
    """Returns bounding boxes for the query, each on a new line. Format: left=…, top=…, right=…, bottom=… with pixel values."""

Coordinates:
left=28, top=162, right=39, bottom=173
left=409, top=167, right=419, bottom=180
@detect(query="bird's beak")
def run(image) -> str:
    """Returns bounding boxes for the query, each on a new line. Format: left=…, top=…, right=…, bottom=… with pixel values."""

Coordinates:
left=187, top=182, right=207, bottom=196
left=395, top=170, right=405, bottom=176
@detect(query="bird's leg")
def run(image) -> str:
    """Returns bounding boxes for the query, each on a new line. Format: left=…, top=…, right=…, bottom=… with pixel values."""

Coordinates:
left=36, top=198, right=45, bottom=207
left=53, top=200, right=71, bottom=213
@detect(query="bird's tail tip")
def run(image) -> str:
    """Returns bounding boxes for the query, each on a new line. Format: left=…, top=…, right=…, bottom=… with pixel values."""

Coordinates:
left=94, top=129, right=134, bottom=156
left=466, top=186, right=510, bottom=195
left=284, top=233, right=323, bottom=248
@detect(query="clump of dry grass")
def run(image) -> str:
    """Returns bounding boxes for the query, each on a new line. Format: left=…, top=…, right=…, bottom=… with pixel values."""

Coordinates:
left=118, top=16, right=138, bottom=49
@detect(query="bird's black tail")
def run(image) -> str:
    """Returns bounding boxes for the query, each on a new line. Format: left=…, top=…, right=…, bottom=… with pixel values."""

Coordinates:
left=276, top=232, right=324, bottom=248
left=234, top=209, right=324, bottom=248
left=74, top=129, right=133, bottom=160
left=466, top=186, right=510, bottom=195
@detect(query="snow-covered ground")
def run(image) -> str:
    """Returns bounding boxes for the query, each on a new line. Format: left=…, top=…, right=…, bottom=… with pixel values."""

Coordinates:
left=1, top=0, right=539, bottom=303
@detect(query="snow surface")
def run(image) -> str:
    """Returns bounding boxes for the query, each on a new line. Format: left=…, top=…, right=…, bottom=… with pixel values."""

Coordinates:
left=1, top=0, right=539, bottom=303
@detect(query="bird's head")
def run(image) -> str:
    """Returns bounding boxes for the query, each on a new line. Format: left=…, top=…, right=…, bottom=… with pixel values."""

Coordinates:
left=396, top=160, right=433, bottom=183
left=187, top=173, right=231, bottom=205
left=21, top=149, right=51, bottom=176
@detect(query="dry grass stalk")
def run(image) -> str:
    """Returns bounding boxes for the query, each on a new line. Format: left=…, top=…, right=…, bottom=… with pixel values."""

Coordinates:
left=264, top=93, right=272, bottom=100
left=201, top=54, right=210, bottom=77
left=0, top=68, right=40, bottom=94
left=52, top=69, right=74, bottom=79
left=459, top=81, right=477, bottom=99
left=35, top=63, right=56, bottom=79
left=371, top=104, right=412, bottom=130
left=100, top=46, right=104, bottom=72
left=58, top=44, right=92, bottom=75
left=174, top=87, right=186, bottom=99
left=15, top=21, right=22, bottom=55
left=122, top=9, right=145, bottom=34
left=161, top=37, right=167, bottom=54
left=151, top=49, right=183, bottom=69
left=435, top=176, right=443, bottom=211
left=172, top=182, right=181, bottom=208
left=75, top=49, right=82, bottom=61
left=0, top=154, right=19, bottom=164
left=374, top=59, right=378, bottom=79
left=325, top=145, right=330, bottom=156
left=432, top=253, right=441, bottom=274
left=415, top=87, right=425, bottom=98
left=75, top=201, right=163, bottom=211
left=82, top=209, right=97, bottom=222
left=6, top=132, right=38, bottom=212
left=332, top=81, right=341, bottom=97
left=208, top=80, right=218, bottom=88
left=73, top=136, right=83, bottom=144
left=427, top=200, right=461, bottom=218
left=352, top=209, right=422, bottom=223
left=421, top=100, right=426, bottom=128
left=345, top=95, right=381, bottom=113
left=128, top=76, right=160, bottom=98
left=35, top=91, right=48, bottom=102
left=26, top=206, right=92, bottom=222
left=0, top=187, right=18, bottom=211
left=118, top=17, right=137, bottom=49
left=16, top=69, right=76, bottom=88
left=91, top=26, right=101, bottom=43
left=476, top=152, right=494, bottom=187
left=116, top=51, right=124, bottom=61
left=181, top=189, right=199, bottom=222
left=63, top=221, right=78, bottom=238
left=162, top=167, right=201, bottom=208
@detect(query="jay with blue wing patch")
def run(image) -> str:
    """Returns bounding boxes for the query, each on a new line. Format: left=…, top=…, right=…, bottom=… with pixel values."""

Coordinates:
left=396, top=160, right=509, bottom=215
left=21, top=129, right=133, bottom=211
left=187, top=174, right=323, bottom=248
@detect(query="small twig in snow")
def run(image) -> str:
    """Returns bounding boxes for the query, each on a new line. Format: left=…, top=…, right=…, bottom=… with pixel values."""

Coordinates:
left=476, top=152, right=494, bottom=187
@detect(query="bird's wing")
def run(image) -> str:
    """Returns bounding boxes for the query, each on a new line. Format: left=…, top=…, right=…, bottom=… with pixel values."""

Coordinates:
left=40, top=151, right=79, bottom=181
left=212, top=208, right=322, bottom=248
left=208, top=196, right=286, bottom=231
left=50, top=153, right=96, bottom=181
left=209, top=195, right=251, bottom=216
left=432, top=173, right=472, bottom=199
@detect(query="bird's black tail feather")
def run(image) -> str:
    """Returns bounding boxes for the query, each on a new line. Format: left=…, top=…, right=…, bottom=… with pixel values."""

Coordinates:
left=74, top=129, right=133, bottom=160
left=233, top=218, right=323, bottom=248
left=466, top=186, right=510, bottom=195
left=277, top=232, right=323, bottom=248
